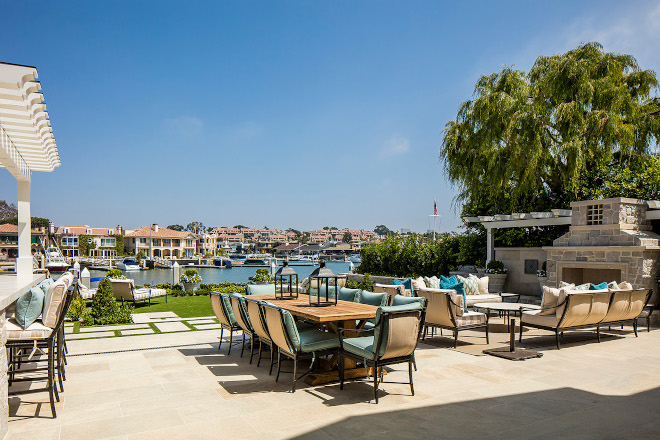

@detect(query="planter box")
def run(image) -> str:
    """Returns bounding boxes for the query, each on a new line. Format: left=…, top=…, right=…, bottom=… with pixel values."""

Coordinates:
left=487, top=274, right=507, bottom=293
left=182, top=282, right=198, bottom=291
left=538, top=276, right=549, bottom=289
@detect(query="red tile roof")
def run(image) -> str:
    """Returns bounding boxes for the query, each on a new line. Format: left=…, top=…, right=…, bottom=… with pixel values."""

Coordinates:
left=0, top=224, right=43, bottom=234
left=125, top=226, right=195, bottom=238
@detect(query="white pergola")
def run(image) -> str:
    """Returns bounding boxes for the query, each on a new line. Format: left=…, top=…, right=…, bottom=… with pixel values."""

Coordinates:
left=0, top=62, right=60, bottom=300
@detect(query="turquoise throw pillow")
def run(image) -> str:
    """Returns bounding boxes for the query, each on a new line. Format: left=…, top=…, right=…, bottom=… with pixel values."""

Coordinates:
left=392, top=278, right=413, bottom=293
left=37, top=278, right=53, bottom=295
left=446, top=281, right=468, bottom=312
left=590, top=282, right=608, bottom=290
left=440, top=275, right=457, bottom=285
left=15, top=286, right=45, bottom=329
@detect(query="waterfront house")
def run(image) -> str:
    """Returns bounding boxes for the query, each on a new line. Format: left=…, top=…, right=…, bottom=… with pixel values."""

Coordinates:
left=124, top=224, right=197, bottom=258
left=0, top=224, right=45, bottom=261
left=54, top=225, right=121, bottom=259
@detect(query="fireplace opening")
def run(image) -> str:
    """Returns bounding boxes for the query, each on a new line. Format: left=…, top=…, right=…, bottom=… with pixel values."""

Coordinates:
left=561, top=267, right=622, bottom=286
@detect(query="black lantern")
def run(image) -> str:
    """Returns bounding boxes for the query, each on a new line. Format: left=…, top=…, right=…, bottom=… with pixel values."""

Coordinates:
left=274, top=262, right=298, bottom=300
left=309, top=260, right=338, bottom=306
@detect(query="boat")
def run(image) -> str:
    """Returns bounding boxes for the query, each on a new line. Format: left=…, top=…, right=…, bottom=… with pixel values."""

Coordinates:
left=213, top=258, right=232, bottom=268
left=243, top=258, right=267, bottom=266
left=116, top=257, right=140, bottom=271
left=349, top=254, right=362, bottom=264
left=43, top=245, right=69, bottom=272
left=286, top=255, right=316, bottom=266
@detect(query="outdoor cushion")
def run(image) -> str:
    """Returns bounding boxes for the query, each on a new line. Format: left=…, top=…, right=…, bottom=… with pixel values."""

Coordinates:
left=425, top=276, right=441, bottom=289
left=148, top=288, right=167, bottom=297
left=540, top=286, right=561, bottom=315
left=411, top=277, right=426, bottom=292
left=440, top=275, right=457, bottom=285
left=391, top=294, right=425, bottom=307
left=342, top=336, right=376, bottom=360
left=618, top=281, right=633, bottom=290
left=219, top=293, right=237, bottom=324
left=338, top=287, right=360, bottom=302
left=15, top=286, right=45, bottom=329
left=37, top=278, right=53, bottom=295
left=246, top=284, right=275, bottom=296
left=133, top=289, right=152, bottom=301
left=7, top=318, right=52, bottom=340
left=59, top=272, right=74, bottom=288
left=590, top=282, right=608, bottom=290
left=455, top=311, right=487, bottom=327
left=392, top=278, right=413, bottom=294
left=465, top=294, right=502, bottom=307
left=444, top=281, right=468, bottom=312
left=607, top=281, right=619, bottom=289
left=359, top=291, right=388, bottom=307
left=42, top=280, right=67, bottom=328
left=281, top=309, right=301, bottom=351
left=574, top=283, right=590, bottom=290
left=521, top=309, right=560, bottom=327
left=372, top=304, right=423, bottom=357
left=470, top=274, right=489, bottom=295
left=457, top=275, right=479, bottom=297
left=298, top=329, right=340, bottom=353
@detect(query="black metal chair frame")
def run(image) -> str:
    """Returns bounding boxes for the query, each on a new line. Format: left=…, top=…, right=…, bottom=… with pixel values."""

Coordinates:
left=7, top=281, right=78, bottom=418
left=263, top=304, right=337, bottom=392
left=421, top=293, right=489, bottom=348
left=243, top=297, right=276, bottom=374
left=520, top=290, right=653, bottom=349
left=338, top=302, right=427, bottom=403
left=210, top=291, right=242, bottom=355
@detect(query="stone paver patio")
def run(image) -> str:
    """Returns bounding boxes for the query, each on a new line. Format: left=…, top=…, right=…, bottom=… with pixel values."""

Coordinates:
left=8, top=318, right=660, bottom=439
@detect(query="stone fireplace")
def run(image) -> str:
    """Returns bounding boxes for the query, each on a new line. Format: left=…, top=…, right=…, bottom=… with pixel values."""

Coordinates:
left=544, top=198, right=660, bottom=293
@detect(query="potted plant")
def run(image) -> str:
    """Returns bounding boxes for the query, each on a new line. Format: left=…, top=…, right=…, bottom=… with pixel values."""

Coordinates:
left=251, top=268, right=273, bottom=285
left=485, top=260, right=508, bottom=292
left=476, top=260, right=486, bottom=277
left=537, top=261, right=548, bottom=288
left=180, top=268, right=202, bottom=291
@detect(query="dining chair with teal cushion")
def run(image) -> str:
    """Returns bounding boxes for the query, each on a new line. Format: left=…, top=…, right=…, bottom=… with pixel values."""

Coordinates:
left=210, top=291, right=241, bottom=354
left=391, top=294, right=426, bottom=308
left=339, top=301, right=427, bottom=403
left=246, top=284, right=276, bottom=296
left=15, top=286, right=45, bottom=329
left=230, top=293, right=260, bottom=363
left=263, top=304, right=339, bottom=392
left=359, top=291, right=390, bottom=329
left=338, top=287, right=361, bottom=302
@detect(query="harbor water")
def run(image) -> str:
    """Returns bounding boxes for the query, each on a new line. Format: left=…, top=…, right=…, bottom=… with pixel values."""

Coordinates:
left=86, top=261, right=354, bottom=286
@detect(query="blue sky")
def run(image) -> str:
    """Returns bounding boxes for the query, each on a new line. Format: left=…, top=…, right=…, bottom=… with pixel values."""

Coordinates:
left=2, top=0, right=659, bottom=233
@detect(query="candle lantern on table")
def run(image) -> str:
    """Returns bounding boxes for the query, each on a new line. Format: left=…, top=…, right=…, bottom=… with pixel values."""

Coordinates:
left=309, top=260, right=338, bottom=306
left=274, top=261, right=298, bottom=300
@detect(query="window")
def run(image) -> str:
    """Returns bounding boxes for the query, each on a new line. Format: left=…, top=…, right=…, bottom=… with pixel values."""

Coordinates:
left=139, top=238, right=147, bottom=244
left=587, top=204, right=604, bottom=225
left=61, top=237, right=78, bottom=247
left=186, top=239, right=193, bottom=246
left=101, top=238, right=116, bottom=247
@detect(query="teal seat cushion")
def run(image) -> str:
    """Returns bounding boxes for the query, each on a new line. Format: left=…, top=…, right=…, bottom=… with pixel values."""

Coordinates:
left=246, top=284, right=275, bottom=296
left=439, top=275, right=457, bottom=289
left=338, top=287, right=360, bottom=302
left=391, top=295, right=425, bottom=307
left=37, top=278, right=54, bottom=295
left=445, top=281, right=468, bottom=312
left=16, top=286, right=45, bottom=329
left=342, top=336, right=376, bottom=360
left=219, top=293, right=237, bottom=325
left=590, top=282, right=608, bottom=290
left=298, top=329, right=340, bottom=353
left=358, top=291, right=388, bottom=307
left=392, top=278, right=413, bottom=293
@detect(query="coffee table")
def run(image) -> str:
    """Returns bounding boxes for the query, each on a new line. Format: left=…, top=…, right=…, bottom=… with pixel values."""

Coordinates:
left=473, top=302, right=541, bottom=332
left=499, top=292, right=521, bottom=302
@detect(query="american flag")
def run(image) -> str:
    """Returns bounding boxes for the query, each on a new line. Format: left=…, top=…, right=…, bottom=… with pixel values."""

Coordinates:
left=434, top=199, right=437, bottom=216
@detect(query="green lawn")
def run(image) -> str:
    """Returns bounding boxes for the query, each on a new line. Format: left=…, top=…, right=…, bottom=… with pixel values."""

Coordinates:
left=129, top=295, right=214, bottom=318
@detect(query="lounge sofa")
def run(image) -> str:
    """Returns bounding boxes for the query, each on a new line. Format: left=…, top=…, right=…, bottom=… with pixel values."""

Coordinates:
left=520, top=288, right=651, bottom=349
left=413, top=286, right=503, bottom=308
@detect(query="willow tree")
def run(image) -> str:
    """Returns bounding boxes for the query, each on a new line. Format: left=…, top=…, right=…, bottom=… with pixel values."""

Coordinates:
left=441, top=42, right=660, bottom=214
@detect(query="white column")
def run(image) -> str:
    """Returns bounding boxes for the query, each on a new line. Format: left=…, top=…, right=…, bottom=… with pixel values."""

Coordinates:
left=486, top=227, right=495, bottom=263
left=16, top=180, right=32, bottom=282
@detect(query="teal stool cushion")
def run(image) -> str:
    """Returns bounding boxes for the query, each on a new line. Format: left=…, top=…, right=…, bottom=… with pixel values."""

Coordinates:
left=16, top=286, right=45, bottom=329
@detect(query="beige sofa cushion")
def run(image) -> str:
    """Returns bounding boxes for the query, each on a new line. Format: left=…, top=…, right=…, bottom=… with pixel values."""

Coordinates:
left=602, top=289, right=648, bottom=323
left=618, top=281, right=633, bottom=290
left=521, top=309, right=560, bottom=328
left=412, top=277, right=426, bottom=291
left=465, top=294, right=502, bottom=307
left=455, top=311, right=487, bottom=327
left=7, top=318, right=53, bottom=340
left=540, top=284, right=572, bottom=315
left=558, top=290, right=610, bottom=327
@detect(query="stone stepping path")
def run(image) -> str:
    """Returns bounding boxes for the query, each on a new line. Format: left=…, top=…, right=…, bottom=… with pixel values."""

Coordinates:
left=65, top=312, right=220, bottom=340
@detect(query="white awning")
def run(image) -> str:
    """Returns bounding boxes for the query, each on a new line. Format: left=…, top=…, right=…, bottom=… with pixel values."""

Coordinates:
left=0, top=62, right=60, bottom=181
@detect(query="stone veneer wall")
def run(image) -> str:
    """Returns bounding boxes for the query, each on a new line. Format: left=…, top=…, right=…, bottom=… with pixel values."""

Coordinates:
left=0, top=311, right=7, bottom=439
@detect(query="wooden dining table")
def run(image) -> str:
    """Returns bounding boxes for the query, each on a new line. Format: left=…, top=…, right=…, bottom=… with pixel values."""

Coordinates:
left=250, top=294, right=380, bottom=385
